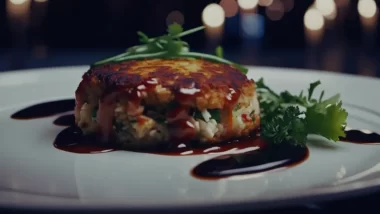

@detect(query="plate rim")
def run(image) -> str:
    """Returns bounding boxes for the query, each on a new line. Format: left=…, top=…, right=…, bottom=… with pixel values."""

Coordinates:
left=1, top=65, right=380, bottom=212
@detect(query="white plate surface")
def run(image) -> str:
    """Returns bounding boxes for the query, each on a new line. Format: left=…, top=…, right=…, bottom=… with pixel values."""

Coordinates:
left=1, top=66, right=380, bottom=212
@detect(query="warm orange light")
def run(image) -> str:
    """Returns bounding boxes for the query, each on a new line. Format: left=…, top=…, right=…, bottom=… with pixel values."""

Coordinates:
left=220, top=0, right=239, bottom=17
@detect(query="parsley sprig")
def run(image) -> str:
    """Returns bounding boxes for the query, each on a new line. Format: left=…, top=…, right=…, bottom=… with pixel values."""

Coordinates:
left=256, top=78, right=348, bottom=146
left=92, top=23, right=248, bottom=74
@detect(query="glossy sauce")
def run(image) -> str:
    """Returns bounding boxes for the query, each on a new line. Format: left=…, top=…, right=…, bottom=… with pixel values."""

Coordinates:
left=54, top=126, right=119, bottom=154
left=53, top=124, right=264, bottom=156
left=340, top=129, right=380, bottom=144
left=192, top=144, right=309, bottom=180
left=11, top=99, right=75, bottom=119
left=224, top=88, right=241, bottom=108
left=12, top=99, right=380, bottom=179
left=125, top=77, right=159, bottom=107
left=53, top=114, right=75, bottom=126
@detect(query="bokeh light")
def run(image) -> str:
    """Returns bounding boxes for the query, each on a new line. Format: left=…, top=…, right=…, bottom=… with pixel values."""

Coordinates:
left=237, top=0, right=259, bottom=10
left=358, top=0, right=377, bottom=18
left=202, top=3, right=225, bottom=27
left=266, top=1, right=285, bottom=21
left=258, top=0, right=273, bottom=7
left=335, top=0, right=350, bottom=8
left=220, top=0, right=239, bottom=17
left=282, top=0, right=294, bottom=12
left=304, top=8, right=325, bottom=30
left=9, top=0, right=27, bottom=5
left=240, top=13, right=264, bottom=38
left=166, top=10, right=185, bottom=26
left=315, top=0, right=336, bottom=18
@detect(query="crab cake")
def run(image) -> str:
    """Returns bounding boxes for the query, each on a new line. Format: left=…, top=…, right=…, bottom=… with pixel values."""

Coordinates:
left=74, top=58, right=260, bottom=149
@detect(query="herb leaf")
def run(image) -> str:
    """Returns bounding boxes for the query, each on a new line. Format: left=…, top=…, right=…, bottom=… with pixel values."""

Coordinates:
left=306, top=101, right=348, bottom=141
left=167, top=22, right=183, bottom=36
left=216, top=46, right=223, bottom=58
left=257, top=79, right=348, bottom=146
left=261, top=106, right=307, bottom=146
left=91, top=24, right=248, bottom=74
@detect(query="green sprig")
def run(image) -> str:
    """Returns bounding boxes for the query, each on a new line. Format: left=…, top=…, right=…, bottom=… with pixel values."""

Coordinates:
left=256, top=78, right=348, bottom=146
left=91, top=23, right=248, bottom=74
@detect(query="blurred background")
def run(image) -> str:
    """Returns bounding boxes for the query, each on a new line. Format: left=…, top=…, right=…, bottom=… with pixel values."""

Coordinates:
left=0, top=0, right=379, bottom=77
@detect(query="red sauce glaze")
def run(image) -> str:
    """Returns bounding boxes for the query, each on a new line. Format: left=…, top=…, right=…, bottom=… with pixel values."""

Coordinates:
left=124, top=77, right=160, bottom=107
left=166, top=106, right=190, bottom=123
left=224, top=88, right=241, bottom=108
left=53, top=124, right=264, bottom=156
left=167, top=119, right=197, bottom=144
left=241, top=113, right=252, bottom=123
left=174, top=87, right=201, bottom=106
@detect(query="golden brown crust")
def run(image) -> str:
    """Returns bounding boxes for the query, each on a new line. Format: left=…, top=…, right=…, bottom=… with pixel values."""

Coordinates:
left=80, top=58, right=255, bottom=110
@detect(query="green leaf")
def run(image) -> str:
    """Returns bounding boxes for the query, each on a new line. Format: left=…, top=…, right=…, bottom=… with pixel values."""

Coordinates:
left=308, top=80, right=321, bottom=101
left=257, top=78, right=348, bottom=146
left=320, top=94, right=340, bottom=106
left=318, top=90, right=325, bottom=102
left=305, top=101, right=348, bottom=141
left=91, top=24, right=247, bottom=76
left=167, top=23, right=183, bottom=36
left=216, top=46, right=223, bottom=58
left=261, top=106, right=307, bottom=146
left=166, top=41, right=183, bottom=55
left=137, top=31, right=149, bottom=43
left=176, top=26, right=205, bottom=37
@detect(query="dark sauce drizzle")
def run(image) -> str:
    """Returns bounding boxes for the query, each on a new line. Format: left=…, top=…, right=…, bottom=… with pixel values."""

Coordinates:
left=53, top=125, right=265, bottom=156
left=54, top=126, right=119, bottom=154
left=10, top=99, right=380, bottom=179
left=340, top=129, right=380, bottom=144
left=11, top=99, right=75, bottom=119
left=192, top=144, right=309, bottom=180
left=53, top=114, right=75, bottom=126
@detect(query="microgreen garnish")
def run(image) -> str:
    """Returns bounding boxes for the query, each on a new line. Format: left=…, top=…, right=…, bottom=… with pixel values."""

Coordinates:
left=256, top=78, right=348, bottom=146
left=216, top=46, right=223, bottom=58
left=92, top=23, right=248, bottom=74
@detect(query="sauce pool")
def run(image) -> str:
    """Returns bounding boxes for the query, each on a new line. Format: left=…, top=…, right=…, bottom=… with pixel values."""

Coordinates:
left=191, top=144, right=309, bottom=180
left=11, top=99, right=75, bottom=119
left=9, top=99, right=380, bottom=180
left=53, top=125, right=265, bottom=156
left=340, top=129, right=380, bottom=144
left=53, top=114, right=76, bottom=126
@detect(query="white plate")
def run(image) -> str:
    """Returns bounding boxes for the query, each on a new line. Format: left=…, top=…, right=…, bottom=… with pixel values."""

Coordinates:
left=1, top=66, right=380, bottom=213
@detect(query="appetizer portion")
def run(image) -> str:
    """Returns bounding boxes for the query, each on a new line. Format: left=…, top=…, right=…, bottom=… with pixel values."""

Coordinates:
left=74, top=58, right=260, bottom=149
left=73, top=23, right=349, bottom=150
